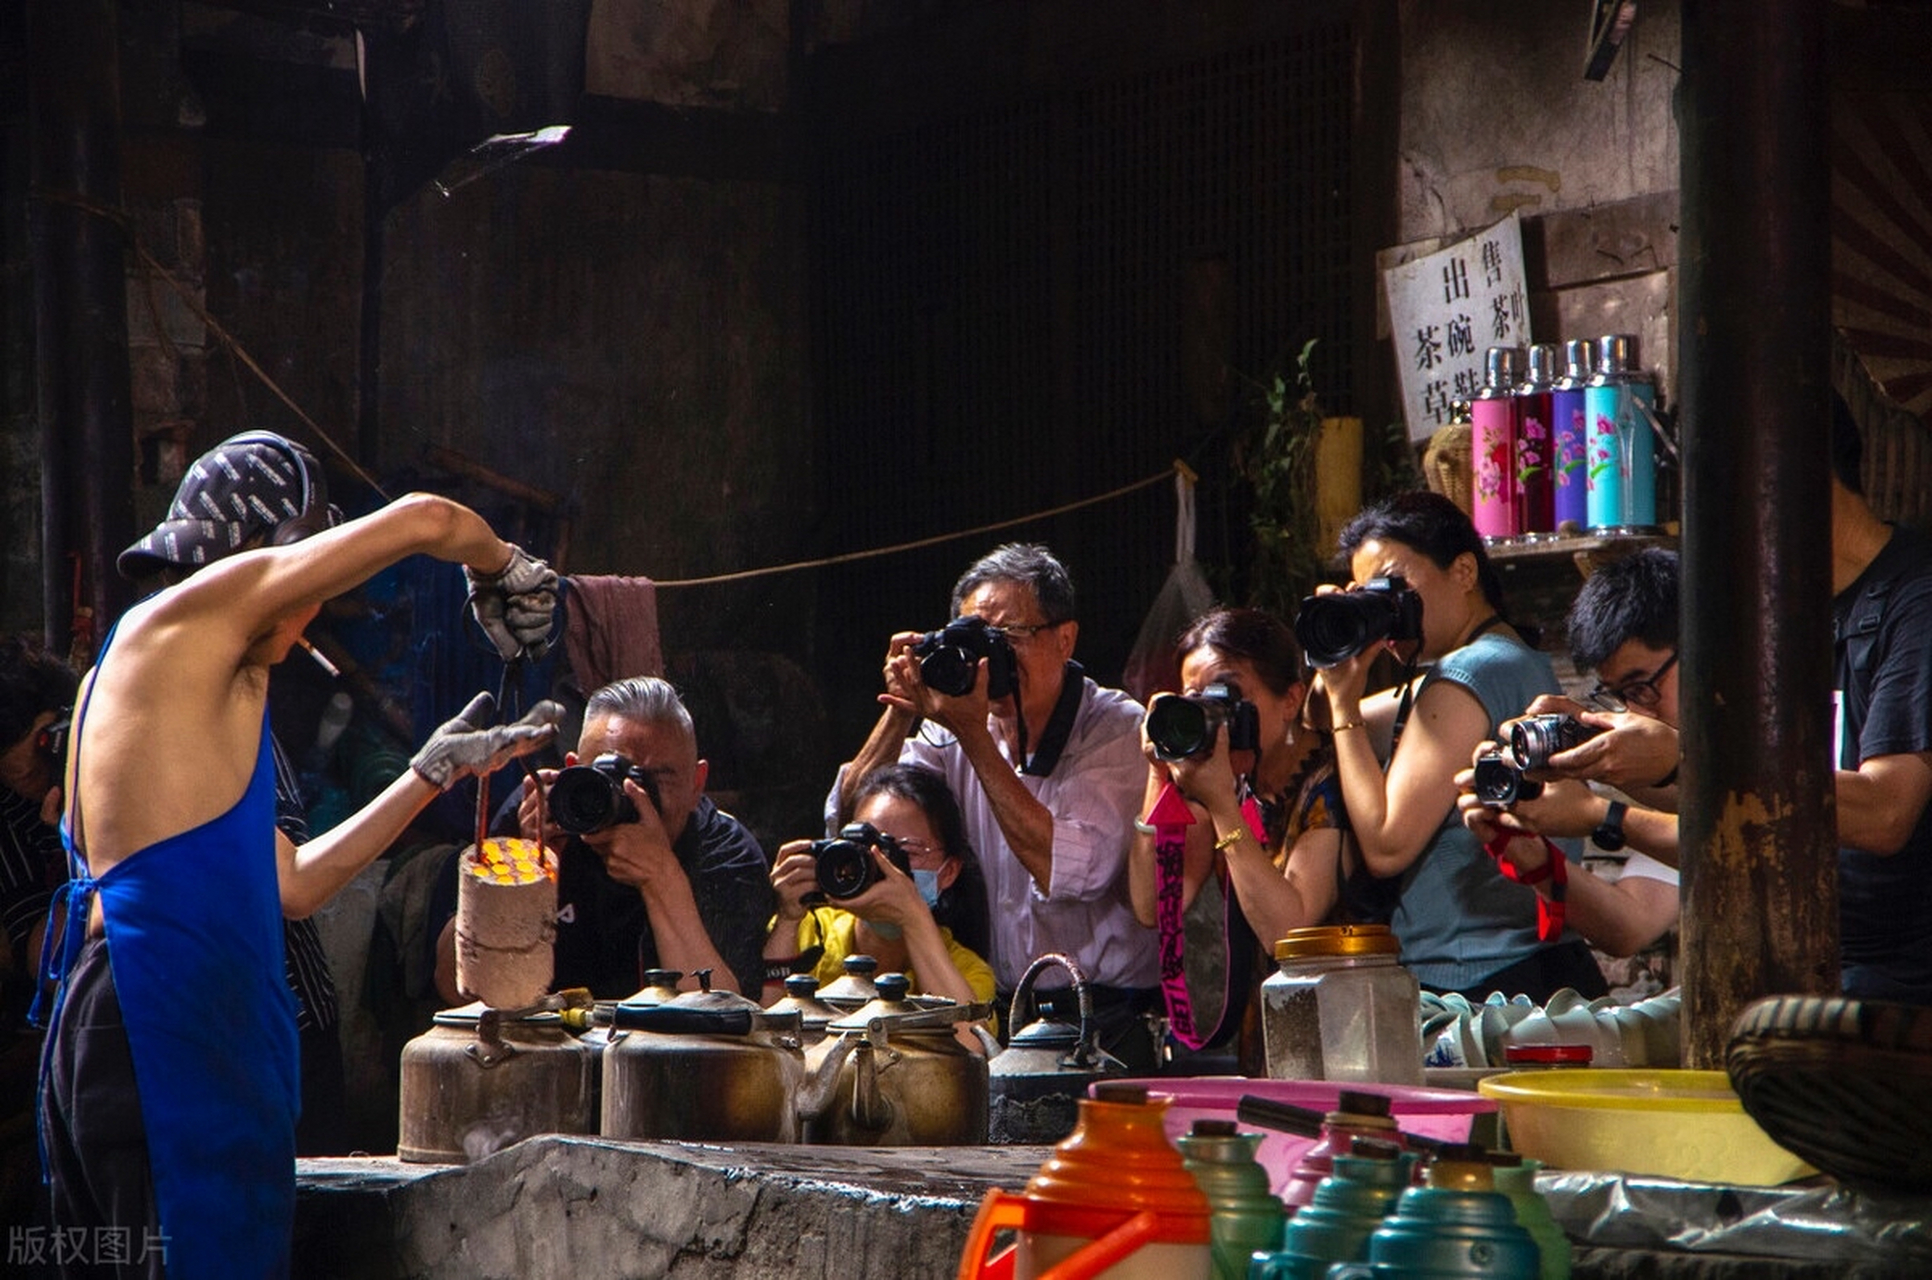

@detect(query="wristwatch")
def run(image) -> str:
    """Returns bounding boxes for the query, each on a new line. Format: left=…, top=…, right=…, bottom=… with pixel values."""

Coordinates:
left=1592, top=800, right=1628, bottom=852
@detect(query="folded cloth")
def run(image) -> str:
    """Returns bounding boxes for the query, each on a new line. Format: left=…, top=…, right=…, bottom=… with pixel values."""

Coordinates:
left=564, top=574, right=662, bottom=691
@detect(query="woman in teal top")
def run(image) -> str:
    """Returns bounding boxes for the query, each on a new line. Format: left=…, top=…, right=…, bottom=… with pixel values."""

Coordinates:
left=1311, top=491, right=1606, bottom=1002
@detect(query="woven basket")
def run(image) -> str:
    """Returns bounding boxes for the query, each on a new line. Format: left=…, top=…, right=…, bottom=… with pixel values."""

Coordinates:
left=1727, top=994, right=1932, bottom=1192
left=1422, top=423, right=1473, bottom=518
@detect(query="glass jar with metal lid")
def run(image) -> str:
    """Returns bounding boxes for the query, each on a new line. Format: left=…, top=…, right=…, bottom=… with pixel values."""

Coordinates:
left=1260, top=925, right=1423, bottom=1086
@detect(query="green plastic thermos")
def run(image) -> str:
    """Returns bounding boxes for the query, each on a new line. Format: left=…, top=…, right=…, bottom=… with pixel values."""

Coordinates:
left=1177, top=1119, right=1284, bottom=1280
left=1249, top=1139, right=1415, bottom=1280
left=1328, top=1147, right=1539, bottom=1279
left=1490, top=1157, right=1570, bottom=1280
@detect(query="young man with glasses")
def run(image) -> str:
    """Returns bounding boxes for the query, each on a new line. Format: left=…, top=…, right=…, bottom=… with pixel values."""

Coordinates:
left=833, top=543, right=1158, bottom=1067
left=1455, top=548, right=1683, bottom=957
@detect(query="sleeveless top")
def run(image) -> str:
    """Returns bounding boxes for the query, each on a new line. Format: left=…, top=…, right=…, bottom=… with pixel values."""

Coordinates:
left=39, top=628, right=299, bottom=1279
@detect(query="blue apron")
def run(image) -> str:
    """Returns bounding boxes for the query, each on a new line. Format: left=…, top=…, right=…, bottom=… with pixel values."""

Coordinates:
left=40, top=646, right=299, bottom=1278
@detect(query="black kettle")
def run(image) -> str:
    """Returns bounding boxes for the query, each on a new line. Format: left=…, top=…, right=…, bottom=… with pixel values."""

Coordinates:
left=986, top=953, right=1125, bottom=1143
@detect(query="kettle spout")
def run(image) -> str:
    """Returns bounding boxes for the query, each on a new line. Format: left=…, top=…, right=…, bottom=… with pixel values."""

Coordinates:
left=794, top=1032, right=860, bottom=1121
left=847, top=1041, right=898, bottom=1132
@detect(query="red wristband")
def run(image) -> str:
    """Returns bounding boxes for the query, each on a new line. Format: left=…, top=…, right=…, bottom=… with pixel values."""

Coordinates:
left=1485, top=835, right=1568, bottom=941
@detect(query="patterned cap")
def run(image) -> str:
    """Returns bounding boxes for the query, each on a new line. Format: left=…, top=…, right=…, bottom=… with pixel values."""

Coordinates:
left=118, top=432, right=332, bottom=579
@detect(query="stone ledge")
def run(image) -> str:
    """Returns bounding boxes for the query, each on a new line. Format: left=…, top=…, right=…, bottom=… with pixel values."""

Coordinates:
left=296, top=1138, right=1050, bottom=1280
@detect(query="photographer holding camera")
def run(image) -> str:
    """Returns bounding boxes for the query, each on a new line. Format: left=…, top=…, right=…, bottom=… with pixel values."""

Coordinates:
left=767, top=764, right=993, bottom=1022
left=1309, top=491, right=1606, bottom=1003
left=1127, top=609, right=1353, bottom=1068
left=1454, top=548, right=1683, bottom=958
left=833, top=543, right=1157, bottom=1068
left=432, top=675, right=771, bottom=1001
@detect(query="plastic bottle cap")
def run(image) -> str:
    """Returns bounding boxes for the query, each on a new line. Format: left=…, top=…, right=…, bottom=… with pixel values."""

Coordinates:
left=1090, top=1081, right=1150, bottom=1106
left=1334, top=1089, right=1394, bottom=1118
left=1189, top=1118, right=1240, bottom=1137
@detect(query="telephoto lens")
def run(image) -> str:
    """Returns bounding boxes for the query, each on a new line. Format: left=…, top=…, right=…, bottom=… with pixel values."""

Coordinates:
left=1472, top=750, right=1543, bottom=807
left=1293, top=576, right=1423, bottom=668
left=549, top=753, right=660, bottom=835
left=1509, top=713, right=1603, bottom=771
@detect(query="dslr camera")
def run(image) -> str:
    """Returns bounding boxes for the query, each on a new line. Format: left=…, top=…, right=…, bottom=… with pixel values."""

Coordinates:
left=811, top=821, right=911, bottom=900
left=549, top=752, right=664, bottom=836
left=912, top=615, right=1019, bottom=700
left=1294, top=576, right=1424, bottom=669
left=1471, top=750, right=1543, bottom=807
left=1508, top=713, right=1603, bottom=772
left=1145, top=681, right=1261, bottom=761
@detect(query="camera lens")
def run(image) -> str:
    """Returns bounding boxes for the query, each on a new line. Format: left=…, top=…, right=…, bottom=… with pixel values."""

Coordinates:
left=1509, top=714, right=1601, bottom=771
left=1146, top=697, right=1215, bottom=761
left=1295, top=592, right=1398, bottom=668
left=814, top=838, right=877, bottom=899
left=550, top=765, right=638, bottom=835
left=919, top=645, right=978, bottom=697
left=1472, top=753, right=1542, bottom=806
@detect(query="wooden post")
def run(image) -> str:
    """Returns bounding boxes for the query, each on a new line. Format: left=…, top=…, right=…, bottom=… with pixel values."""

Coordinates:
left=1677, top=0, right=1839, bottom=1068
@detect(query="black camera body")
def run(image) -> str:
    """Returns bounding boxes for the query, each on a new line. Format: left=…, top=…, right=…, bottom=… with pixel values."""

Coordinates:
left=1294, top=576, right=1425, bottom=669
left=913, top=615, right=1019, bottom=700
left=1146, top=681, right=1262, bottom=761
left=811, top=821, right=911, bottom=900
left=549, top=752, right=664, bottom=836
left=1508, top=714, right=1603, bottom=772
left=1472, top=750, right=1544, bottom=807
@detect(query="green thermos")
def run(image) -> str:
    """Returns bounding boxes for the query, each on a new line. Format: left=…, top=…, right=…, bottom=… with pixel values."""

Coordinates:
left=1327, top=1146, right=1539, bottom=1279
left=1176, top=1119, right=1284, bottom=1280
left=1249, top=1138, right=1415, bottom=1280
left=1490, top=1157, right=1570, bottom=1280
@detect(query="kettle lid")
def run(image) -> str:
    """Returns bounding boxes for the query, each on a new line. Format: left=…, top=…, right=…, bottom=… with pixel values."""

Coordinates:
left=663, top=969, right=762, bottom=1015
left=431, top=1000, right=564, bottom=1027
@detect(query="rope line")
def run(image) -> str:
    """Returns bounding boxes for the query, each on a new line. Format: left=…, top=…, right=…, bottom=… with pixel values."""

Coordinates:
left=651, top=468, right=1176, bottom=587
left=36, top=185, right=1191, bottom=592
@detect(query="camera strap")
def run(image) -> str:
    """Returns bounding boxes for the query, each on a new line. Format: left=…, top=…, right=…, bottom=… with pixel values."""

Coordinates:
left=1018, top=661, right=1086, bottom=778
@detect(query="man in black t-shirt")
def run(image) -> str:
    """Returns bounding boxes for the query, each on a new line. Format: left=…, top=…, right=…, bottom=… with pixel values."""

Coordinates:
left=432, top=676, right=772, bottom=999
left=1830, top=396, right=1932, bottom=1004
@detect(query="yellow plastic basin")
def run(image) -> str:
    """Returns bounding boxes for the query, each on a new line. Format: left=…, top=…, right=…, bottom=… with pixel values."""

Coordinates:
left=1477, top=1069, right=1815, bottom=1186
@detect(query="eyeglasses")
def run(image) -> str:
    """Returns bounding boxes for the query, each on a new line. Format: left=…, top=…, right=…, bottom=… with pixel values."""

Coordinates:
left=891, top=837, right=945, bottom=863
left=1588, top=651, right=1678, bottom=712
left=996, top=621, right=1065, bottom=644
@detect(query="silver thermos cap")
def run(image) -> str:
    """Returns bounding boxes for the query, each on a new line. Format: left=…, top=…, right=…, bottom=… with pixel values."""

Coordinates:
left=1485, top=345, right=1526, bottom=390
left=1597, top=334, right=1640, bottom=377
left=1561, top=338, right=1597, bottom=383
left=1524, top=343, right=1560, bottom=388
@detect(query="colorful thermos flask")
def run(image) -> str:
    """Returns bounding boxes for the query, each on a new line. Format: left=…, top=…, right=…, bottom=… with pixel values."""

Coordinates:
left=1513, top=344, right=1559, bottom=538
left=1470, top=346, right=1526, bottom=543
left=1550, top=339, right=1595, bottom=530
left=1584, top=334, right=1658, bottom=532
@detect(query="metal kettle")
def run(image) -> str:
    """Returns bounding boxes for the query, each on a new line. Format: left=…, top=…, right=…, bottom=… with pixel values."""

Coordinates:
left=815, top=973, right=993, bottom=1146
left=987, top=953, right=1126, bottom=1144
left=597, top=970, right=856, bottom=1144
left=399, top=990, right=599, bottom=1164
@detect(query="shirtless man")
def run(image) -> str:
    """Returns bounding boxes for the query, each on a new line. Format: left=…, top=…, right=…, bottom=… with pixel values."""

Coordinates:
left=37, top=432, right=559, bottom=1279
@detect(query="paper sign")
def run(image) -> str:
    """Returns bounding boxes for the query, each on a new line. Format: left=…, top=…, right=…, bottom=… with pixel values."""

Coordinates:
left=1383, top=212, right=1531, bottom=441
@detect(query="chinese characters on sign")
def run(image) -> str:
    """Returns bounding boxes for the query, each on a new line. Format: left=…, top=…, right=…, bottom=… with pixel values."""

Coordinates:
left=1383, top=211, right=1530, bottom=441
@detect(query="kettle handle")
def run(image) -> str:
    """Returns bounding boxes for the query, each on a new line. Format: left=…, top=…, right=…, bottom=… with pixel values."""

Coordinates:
left=1008, top=953, right=1102, bottom=1064
left=607, top=1006, right=754, bottom=1035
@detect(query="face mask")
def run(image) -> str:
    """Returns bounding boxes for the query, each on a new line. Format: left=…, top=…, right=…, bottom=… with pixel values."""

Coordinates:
left=911, top=868, right=943, bottom=908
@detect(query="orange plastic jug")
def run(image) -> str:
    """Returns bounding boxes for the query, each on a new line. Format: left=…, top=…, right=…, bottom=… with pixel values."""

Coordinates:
left=958, top=1083, right=1212, bottom=1280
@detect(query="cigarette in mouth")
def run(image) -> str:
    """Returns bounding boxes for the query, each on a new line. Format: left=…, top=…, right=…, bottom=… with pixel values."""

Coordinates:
left=296, top=637, right=341, bottom=678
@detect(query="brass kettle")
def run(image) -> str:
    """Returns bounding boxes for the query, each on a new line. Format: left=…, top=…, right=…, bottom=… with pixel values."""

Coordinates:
left=399, top=990, right=599, bottom=1164
left=987, top=953, right=1126, bottom=1144
left=815, top=973, right=992, bottom=1146
left=598, top=970, right=856, bottom=1144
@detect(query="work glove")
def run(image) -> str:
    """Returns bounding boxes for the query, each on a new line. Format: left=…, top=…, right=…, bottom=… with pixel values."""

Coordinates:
left=466, top=543, right=559, bottom=660
left=410, top=693, right=566, bottom=791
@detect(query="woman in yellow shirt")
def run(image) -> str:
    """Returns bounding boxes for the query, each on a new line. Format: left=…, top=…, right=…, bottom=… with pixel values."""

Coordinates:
left=763, top=764, right=993, bottom=1018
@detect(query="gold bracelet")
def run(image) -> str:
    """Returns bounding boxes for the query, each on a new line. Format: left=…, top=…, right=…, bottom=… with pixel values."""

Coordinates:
left=1214, top=827, right=1246, bottom=851
left=1331, top=718, right=1367, bottom=733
